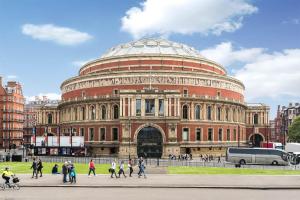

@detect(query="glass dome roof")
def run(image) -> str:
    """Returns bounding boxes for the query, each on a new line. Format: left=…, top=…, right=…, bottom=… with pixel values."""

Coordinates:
left=100, top=38, right=206, bottom=59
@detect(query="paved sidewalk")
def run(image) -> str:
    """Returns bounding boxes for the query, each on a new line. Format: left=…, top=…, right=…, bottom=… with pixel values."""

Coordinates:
left=16, top=174, right=300, bottom=189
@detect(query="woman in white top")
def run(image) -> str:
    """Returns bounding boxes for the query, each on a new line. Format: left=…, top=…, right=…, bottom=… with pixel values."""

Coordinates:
left=110, top=160, right=117, bottom=178
left=118, top=160, right=127, bottom=178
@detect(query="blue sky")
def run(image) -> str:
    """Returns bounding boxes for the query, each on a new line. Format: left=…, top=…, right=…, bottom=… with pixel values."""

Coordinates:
left=0, top=0, right=300, bottom=118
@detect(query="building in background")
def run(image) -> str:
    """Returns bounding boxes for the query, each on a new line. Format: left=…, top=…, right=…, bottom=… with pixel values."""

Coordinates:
left=0, top=77, right=25, bottom=150
left=245, top=103, right=270, bottom=147
left=275, top=103, right=300, bottom=145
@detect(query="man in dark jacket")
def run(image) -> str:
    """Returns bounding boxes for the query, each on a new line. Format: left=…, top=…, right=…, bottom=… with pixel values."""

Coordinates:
left=62, top=162, right=68, bottom=183
left=30, top=158, right=38, bottom=179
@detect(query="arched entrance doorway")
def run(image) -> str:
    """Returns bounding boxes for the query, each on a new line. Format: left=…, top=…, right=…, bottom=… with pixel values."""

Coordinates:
left=137, top=126, right=163, bottom=158
left=249, top=134, right=264, bottom=147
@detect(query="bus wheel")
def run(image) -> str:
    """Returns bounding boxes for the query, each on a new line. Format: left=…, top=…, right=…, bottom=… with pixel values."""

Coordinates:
left=272, top=161, right=278, bottom=165
left=239, top=159, right=246, bottom=165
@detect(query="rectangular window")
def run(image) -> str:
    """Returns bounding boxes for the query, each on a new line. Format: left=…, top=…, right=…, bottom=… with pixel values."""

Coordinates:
left=183, top=89, right=188, bottom=97
left=208, top=128, right=213, bottom=142
left=218, top=128, right=222, bottom=141
left=183, top=128, right=189, bottom=141
left=100, top=128, right=105, bottom=141
left=136, top=99, right=141, bottom=116
left=196, top=128, right=201, bottom=141
left=112, top=128, right=118, bottom=141
left=89, top=128, right=94, bottom=141
left=145, top=99, right=155, bottom=115
left=159, top=99, right=164, bottom=115
left=233, top=129, right=237, bottom=141
left=226, top=129, right=230, bottom=141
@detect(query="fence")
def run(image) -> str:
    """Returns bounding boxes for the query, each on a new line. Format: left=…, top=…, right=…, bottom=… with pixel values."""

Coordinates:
left=24, top=156, right=300, bottom=171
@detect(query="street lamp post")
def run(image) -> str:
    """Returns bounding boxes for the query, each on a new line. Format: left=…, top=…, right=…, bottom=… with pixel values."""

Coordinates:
left=238, top=125, right=240, bottom=147
left=129, top=118, right=131, bottom=159
left=70, top=127, right=73, bottom=156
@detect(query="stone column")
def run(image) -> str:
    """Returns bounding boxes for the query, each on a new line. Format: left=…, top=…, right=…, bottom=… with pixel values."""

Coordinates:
left=141, top=98, right=145, bottom=117
left=123, top=97, right=126, bottom=117
left=120, top=98, right=123, bottom=117
left=96, top=104, right=99, bottom=120
left=164, top=98, right=169, bottom=117
left=177, top=98, right=180, bottom=117
left=191, top=102, right=194, bottom=120
left=132, top=98, right=136, bottom=116
left=203, top=103, right=206, bottom=120
left=155, top=98, right=159, bottom=117
left=85, top=105, right=89, bottom=121
left=127, top=97, right=130, bottom=117
left=168, top=98, right=171, bottom=117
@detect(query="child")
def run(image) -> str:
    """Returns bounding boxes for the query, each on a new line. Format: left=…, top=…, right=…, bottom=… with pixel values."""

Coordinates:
left=70, top=167, right=76, bottom=184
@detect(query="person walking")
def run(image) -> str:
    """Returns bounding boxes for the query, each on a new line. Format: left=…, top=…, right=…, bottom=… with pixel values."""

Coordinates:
left=128, top=159, right=133, bottom=177
left=62, top=162, right=68, bottom=183
left=118, top=161, right=126, bottom=178
left=110, top=159, right=117, bottom=178
left=37, top=159, right=43, bottom=177
left=88, top=159, right=96, bottom=177
left=138, top=159, right=146, bottom=178
left=70, top=166, right=77, bottom=184
left=30, top=158, right=38, bottom=179
left=67, top=161, right=74, bottom=182
left=137, top=157, right=143, bottom=176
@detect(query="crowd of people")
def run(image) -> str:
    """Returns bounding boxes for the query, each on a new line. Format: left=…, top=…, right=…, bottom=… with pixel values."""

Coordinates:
left=23, top=157, right=147, bottom=184
left=168, top=154, right=193, bottom=160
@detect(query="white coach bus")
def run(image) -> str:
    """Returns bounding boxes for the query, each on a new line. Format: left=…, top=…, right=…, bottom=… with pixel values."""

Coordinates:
left=226, top=147, right=289, bottom=166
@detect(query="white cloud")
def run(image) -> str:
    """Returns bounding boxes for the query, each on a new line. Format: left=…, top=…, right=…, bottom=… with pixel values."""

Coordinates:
left=25, top=93, right=61, bottom=102
left=121, top=0, right=257, bottom=38
left=201, top=42, right=300, bottom=101
left=22, top=24, right=93, bottom=45
left=201, top=42, right=265, bottom=66
left=7, top=75, right=18, bottom=79
left=282, top=18, right=300, bottom=25
left=235, top=49, right=300, bottom=100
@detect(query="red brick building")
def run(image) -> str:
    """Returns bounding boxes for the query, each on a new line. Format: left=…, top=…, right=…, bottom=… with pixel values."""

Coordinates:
left=33, top=38, right=271, bottom=157
left=0, top=78, right=25, bottom=150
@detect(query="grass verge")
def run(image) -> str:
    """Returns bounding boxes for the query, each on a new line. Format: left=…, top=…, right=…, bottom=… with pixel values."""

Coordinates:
left=168, top=166, right=300, bottom=175
left=0, top=162, right=110, bottom=174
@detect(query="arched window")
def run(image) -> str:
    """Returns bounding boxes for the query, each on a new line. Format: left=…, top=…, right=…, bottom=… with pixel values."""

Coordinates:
left=233, top=109, right=236, bottom=122
left=74, top=107, right=78, bottom=121
left=253, top=113, right=259, bottom=124
left=81, top=107, right=85, bottom=120
left=217, top=107, right=222, bottom=121
left=207, top=105, right=212, bottom=120
left=101, top=105, right=106, bottom=120
left=47, top=113, right=53, bottom=124
left=113, top=105, right=119, bottom=119
left=90, top=106, right=96, bottom=120
left=195, top=105, right=201, bottom=120
left=182, top=105, right=189, bottom=119
left=225, top=108, right=229, bottom=121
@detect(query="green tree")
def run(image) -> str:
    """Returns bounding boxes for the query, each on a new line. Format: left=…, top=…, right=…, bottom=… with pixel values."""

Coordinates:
left=288, top=116, right=300, bottom=142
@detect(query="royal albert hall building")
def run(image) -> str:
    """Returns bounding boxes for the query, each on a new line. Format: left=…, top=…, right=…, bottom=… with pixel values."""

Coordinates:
left=58, top=38, right=254, bottom=158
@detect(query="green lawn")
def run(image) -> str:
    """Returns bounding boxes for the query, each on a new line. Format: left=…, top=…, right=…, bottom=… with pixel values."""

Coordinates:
left=168, top=166, right=300, bottom=175
left=0, top=162, right=111, bottom=174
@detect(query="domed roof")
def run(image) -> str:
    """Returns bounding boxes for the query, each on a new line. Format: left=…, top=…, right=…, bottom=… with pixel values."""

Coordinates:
left=100, top=38, right=206, bottom=59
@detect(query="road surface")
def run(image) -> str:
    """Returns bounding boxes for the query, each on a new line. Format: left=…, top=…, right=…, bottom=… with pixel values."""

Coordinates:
left=1, top=188, right=299, bottom=200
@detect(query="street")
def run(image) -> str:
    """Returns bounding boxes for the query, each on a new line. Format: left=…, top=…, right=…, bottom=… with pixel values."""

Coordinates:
left=1, top=188, right=300, bottom=200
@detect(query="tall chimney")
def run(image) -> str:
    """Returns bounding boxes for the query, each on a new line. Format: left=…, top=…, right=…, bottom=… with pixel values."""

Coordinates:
left=0, top=76, right=2, bottom=86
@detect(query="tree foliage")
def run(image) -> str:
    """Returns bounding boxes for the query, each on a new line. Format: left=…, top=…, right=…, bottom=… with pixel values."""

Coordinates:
left=288, top=116, right=300, bottom=142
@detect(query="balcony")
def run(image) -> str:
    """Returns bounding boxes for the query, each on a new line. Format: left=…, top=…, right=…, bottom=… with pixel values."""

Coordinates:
left=181, top=94, right=245, bottom=105
left=59, top=94, right=120, bottom=106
